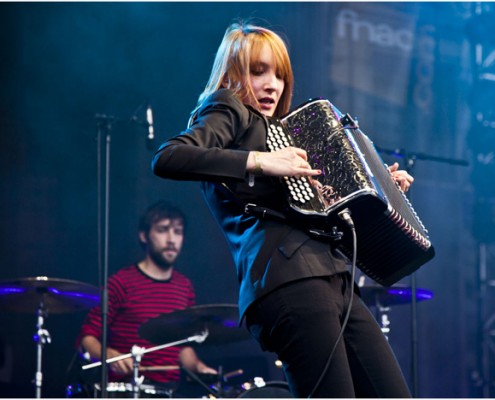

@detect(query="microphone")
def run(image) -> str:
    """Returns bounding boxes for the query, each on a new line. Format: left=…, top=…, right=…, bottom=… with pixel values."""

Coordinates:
left=146, top=104, right=154, bottom=140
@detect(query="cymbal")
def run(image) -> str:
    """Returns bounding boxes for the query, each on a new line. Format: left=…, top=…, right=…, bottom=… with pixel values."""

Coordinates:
left=359, top=284, right=433, bottom=307
left=0, top=276, right=100, bottom=314
left=139, top=304, right=250, bottom=346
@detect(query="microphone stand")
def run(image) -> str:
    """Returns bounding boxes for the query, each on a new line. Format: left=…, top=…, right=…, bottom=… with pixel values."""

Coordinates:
left=376, top=147, right=469, bottom=168
left=94, top=114, right=116, bottom=399
left=376, top=146, right=468, bottom=397
left=93, top=108, right=154, bottom=398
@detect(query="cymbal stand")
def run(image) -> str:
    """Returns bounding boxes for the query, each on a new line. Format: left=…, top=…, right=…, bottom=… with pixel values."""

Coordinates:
left=358, top=277, right=392, bottom=340
left=131, top=345, right=145, bottom=399
left=376, top=304, right=391, bottom=341
left=33, top=301, right=51, bottom=398
left=216, top=365, right=225, bottom=397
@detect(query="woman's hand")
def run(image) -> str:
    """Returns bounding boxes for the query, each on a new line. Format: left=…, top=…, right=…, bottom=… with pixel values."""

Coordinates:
left=247, top=147, right=321, bottom=178
left=387, top=162, right=414, bottom=192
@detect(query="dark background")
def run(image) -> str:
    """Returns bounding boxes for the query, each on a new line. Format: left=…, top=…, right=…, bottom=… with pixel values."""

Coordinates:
left=1, top=2, right=494, bottom=398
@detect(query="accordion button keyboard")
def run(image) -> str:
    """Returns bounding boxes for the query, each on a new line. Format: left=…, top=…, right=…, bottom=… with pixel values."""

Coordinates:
left=267, top=120, right=315, bottom=205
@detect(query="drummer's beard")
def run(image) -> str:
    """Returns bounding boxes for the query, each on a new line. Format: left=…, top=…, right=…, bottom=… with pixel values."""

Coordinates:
left=148, top=244, right=180, bottom=271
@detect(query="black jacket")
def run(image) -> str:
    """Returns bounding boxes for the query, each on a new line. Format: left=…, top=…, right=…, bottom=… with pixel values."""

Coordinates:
left=152, top=89, right=348, bottom=320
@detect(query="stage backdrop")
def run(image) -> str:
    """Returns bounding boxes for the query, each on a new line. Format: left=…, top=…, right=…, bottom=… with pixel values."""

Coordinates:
left=0, top=2, right=487, bottom=398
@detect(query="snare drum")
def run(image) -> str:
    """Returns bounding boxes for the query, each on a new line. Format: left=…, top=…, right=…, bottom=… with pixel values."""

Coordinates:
left=97, top=382, right=174, bottom=398
left=66, top=382, right=174, bottom=398
left=237, top=381, right=291, bottom=398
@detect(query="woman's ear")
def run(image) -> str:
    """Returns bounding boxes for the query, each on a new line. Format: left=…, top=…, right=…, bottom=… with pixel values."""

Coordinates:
left=222, top=75, right=229, bottom=88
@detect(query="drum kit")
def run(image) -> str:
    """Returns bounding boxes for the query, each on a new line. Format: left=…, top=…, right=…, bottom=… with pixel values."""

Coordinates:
left=0, top=276, right=434, bottom=398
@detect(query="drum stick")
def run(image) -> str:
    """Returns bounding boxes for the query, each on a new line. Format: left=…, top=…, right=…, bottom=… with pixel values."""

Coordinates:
left=138, top=365, right=180, bottom=372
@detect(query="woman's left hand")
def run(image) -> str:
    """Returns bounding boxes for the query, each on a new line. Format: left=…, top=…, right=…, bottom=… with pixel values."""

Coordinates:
left=387, top=162, right=414, bottom=192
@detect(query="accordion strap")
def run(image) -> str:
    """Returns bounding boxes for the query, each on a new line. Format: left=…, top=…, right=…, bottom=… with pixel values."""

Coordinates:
left=215, top=182, right=287, bottom=223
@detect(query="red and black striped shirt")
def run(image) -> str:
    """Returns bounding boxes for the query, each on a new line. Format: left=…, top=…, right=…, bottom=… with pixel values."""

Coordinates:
left=77, top=264, right=195, bottom=383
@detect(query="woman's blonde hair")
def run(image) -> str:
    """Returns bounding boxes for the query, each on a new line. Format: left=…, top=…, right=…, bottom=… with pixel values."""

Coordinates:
left=197, top=22, right=294, bottom=118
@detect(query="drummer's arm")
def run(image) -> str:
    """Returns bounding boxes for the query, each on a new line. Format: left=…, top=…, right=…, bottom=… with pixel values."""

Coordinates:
left=80, top=335, right=133, bottom=375
left=179, top=346, right=217, bottom=374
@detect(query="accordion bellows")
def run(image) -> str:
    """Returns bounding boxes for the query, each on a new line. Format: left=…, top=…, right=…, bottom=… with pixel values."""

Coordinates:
left=268, top=98, right=435, bottom=286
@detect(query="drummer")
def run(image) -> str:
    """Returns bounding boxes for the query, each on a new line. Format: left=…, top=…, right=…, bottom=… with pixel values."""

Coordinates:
left=75, top=201, right=216, bottom=389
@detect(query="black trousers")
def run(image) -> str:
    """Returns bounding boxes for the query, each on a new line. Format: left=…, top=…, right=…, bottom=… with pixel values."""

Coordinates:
left=245, top=273, right=411, bottom=398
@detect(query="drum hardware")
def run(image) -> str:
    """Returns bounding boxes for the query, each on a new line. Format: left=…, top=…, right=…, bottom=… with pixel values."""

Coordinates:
left=359, top=284, right=434, bottom=339
left=66, top=381, right=177, bottom=398
left=34, top=302, right=51, bottom=399
left=239, top=377, right=267, bottom=392
left=94, top=382, right=175, bottom=398
left=82, top=331, right=208, bottom=398
left=0, top=276, right=99, bottom=398
left=177, top=366, right=247, bottom=398
left=131, top=346, right=145, bottom=399
left=180, top=365, right=219, bottom=398
left=210, top=366, right=247, bottom=398
left=237, top=381, right=291, bottom=398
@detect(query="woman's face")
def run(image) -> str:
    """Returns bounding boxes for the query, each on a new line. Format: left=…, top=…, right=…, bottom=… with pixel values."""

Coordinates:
left=246, top=43, right=285, bottom=117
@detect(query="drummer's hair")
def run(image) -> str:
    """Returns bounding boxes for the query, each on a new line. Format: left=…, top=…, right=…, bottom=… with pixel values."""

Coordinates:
left=138, top=200, right=186, bottom=234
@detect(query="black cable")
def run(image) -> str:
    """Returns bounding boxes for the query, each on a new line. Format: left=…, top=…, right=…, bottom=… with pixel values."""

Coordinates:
left=308, top=209, right=357, bottom=398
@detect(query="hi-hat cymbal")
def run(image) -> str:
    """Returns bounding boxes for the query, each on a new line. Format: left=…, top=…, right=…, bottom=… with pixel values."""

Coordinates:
left=0, top=276, right=100, bottom=314
left=139, top=304, right=250, bottom=346
left=359, top=284, right=433, bottom=307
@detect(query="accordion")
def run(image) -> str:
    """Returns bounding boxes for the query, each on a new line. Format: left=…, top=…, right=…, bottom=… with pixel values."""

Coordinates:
left=266, top=99, right=435, bottom=286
